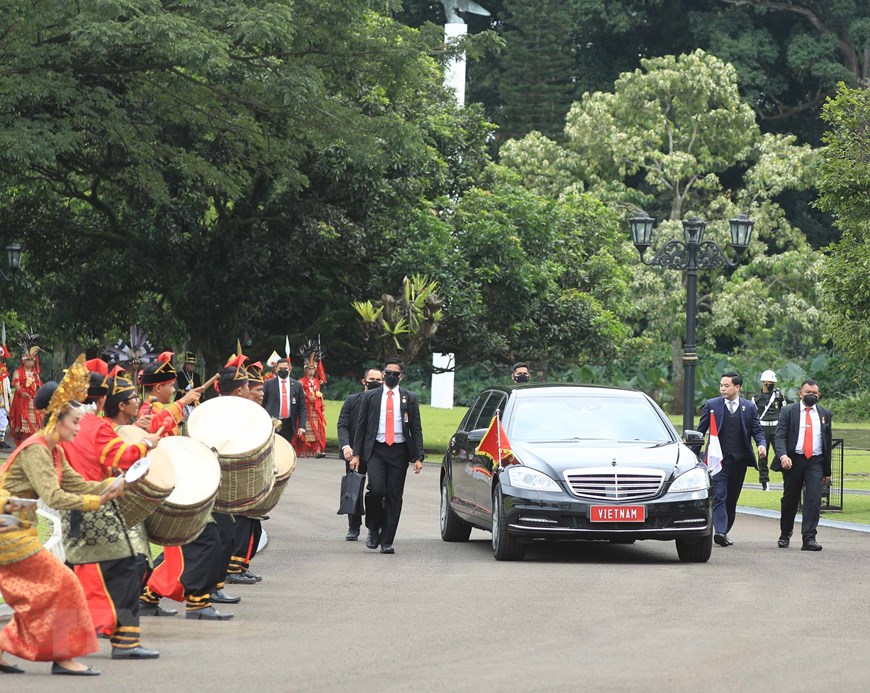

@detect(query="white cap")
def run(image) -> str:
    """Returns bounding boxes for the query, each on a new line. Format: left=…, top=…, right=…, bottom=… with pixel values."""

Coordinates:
left=760, top=369, right=777, bottom=383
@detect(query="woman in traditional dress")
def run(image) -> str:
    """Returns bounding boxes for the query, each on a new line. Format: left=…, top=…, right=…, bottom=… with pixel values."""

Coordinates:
left=0, top=356, right=124, bottom=676
left=298, top=358, right=327, bottom=458
left=9, top=348, right=43, bottom=447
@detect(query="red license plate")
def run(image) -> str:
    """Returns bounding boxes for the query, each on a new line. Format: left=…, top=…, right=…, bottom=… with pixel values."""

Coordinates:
left=590, top=505, right=646, bottom=522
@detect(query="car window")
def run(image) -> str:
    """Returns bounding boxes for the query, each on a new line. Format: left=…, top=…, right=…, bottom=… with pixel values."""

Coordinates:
left=509, top=395, right=673, bottom=443
left=462, top=393, right=492, bottom=432
left=477, top=392, right=507, bottom=430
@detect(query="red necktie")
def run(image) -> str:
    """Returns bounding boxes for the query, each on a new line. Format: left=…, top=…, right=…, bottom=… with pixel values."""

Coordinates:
left=803, top=407, right=813, bottom=458
left=385, top=390, right=395, bottom=446
left=280, top=380, right=289, bottom=419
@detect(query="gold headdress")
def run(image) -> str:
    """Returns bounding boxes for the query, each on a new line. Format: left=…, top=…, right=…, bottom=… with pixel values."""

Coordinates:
left=43, top=354, right=89, bottom=435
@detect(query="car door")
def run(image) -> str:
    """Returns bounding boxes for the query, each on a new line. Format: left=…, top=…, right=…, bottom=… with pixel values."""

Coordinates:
left=470, top=391, right=508, bottom=520
left=445, top=392, right=492, bottom=522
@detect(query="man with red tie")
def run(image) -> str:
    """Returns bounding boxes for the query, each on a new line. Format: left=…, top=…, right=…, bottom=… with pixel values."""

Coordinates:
left=261, top=357, right=306, bottom=445
left=350, top=357, right=424, bottom=555
left=774, top=380, right=832, bottom=551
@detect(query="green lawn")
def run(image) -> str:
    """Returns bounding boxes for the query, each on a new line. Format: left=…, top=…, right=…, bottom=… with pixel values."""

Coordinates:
left=739, top=488, right=870, bottom=526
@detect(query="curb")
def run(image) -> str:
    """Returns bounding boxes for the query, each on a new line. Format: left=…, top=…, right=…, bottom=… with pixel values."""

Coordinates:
left=738, top=506, right=870, bottom=534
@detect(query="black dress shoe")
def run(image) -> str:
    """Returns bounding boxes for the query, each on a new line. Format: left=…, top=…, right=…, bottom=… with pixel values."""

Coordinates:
left=242, top=570, right=262, bottom=582
left=186, top=606, right=234, bottom=621
left=112, top=645, right=160, bottom=660
left=210, top=589, right=241, bottom=604
left=346, top=529, right=360, bottom=541
left=380, top=544, right=395, bottom=554
left=777, top=536, right=790, bottom=548
left=365, top=530, right=380, bottom=550
left=51, top=663, right=101, bottom=676
left=801, top=539, right=823, bottom=551
left=139, top=603, right=177, bottom=617
left=0, top=662, right=25, bottom=674
left=227, top=572, right=258, bottom=585
left=713, top=533, right=733, bottom=547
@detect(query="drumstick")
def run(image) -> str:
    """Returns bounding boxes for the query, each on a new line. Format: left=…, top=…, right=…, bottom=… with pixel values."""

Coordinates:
left=195, top=373, right=219, bottom=393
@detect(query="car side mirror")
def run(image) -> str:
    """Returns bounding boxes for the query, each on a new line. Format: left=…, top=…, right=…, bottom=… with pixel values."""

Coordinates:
left=467, top=428, right=488, bottom=444
left=682, top=430, right=704, bottom=446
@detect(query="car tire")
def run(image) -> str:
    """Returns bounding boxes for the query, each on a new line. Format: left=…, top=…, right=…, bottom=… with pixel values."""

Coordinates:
left=675, top=529, right=713, bottom=563
left=440, top=476, right=472, bottom=542
left=492, top=485, right=526, bottom=561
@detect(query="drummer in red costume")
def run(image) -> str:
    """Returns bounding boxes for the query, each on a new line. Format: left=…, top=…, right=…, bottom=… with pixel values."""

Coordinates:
left=61, top=360, right=163, bottom=660
left=211, top=354, right=251, bottom=603
left=227, top=361, right=265, bottom=585
left=138, top=354, right=235, bottom=621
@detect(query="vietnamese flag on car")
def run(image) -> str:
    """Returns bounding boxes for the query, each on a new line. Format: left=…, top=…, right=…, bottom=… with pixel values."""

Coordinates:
left=476, top=414, right=515, bottom=470
left=705, top=411, right=723, bottom=477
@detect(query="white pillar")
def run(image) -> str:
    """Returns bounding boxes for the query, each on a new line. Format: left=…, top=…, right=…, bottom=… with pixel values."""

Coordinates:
left=444, top=22, right=468, bottom=107
left=431, top=353, right=455, bottom=409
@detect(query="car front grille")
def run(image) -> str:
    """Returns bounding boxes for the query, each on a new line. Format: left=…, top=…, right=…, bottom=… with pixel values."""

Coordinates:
left=563, top=467, right=665, bottom=501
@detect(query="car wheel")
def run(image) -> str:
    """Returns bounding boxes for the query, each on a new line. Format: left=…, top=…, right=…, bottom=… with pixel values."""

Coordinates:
left=491, top=485, right=526, bottom=561
left=675, top=528, right=713, bottom=563
left=440, top=476, right=471, bottom=542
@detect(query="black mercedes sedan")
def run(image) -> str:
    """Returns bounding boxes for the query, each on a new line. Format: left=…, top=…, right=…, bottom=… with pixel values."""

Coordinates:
left=439, top=384, right=712, bottom=561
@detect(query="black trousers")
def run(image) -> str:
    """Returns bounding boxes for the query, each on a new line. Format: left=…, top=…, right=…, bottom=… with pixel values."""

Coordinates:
left=780, top=453, right=824, bottom=541
left=711, top=455, right=749, bottom=533
left=180, top=522, right=223, bottom=598
left=364, top=441, right=409, bottom=546
left=276, top=418, right=297, bottom=445
left=230, top=516, right=262, bottom=573
left=759, top=427, right=776, bottom=483
left=213, top=512, right=235, bottom=587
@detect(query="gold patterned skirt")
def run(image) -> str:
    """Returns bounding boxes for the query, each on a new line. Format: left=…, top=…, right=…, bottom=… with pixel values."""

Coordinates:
left=0, top=548, right=98, bottom=661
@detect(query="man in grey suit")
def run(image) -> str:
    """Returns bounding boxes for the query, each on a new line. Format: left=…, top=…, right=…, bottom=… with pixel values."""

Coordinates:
left=262, top=358, right=306, bottom=445
left=350, top=358, right=424, bottom=554
left=774, top=379, right=832, bottom=551
left=697, top=371, right=767, bottom=547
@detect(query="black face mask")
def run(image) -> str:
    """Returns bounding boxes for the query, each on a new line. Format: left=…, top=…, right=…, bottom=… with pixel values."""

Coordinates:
left=277, top=369, right=289, bottom=379
left=383, top=372, right=401, bottom=389
left=802, top=394, right=819, bottom=407
left=514, top=373, right=530, bottom=383
left=365, top=380, right=382, bottom=391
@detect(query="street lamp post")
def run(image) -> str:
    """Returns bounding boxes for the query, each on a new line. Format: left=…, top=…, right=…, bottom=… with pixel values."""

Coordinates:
left=628, top=213, right=755, bottom=434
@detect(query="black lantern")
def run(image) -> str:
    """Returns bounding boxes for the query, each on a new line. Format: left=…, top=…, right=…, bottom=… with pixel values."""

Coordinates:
left=682, top=217, right=706, bottom=246
left=728, top=213, right=755, bottom=252
left=629, top=213, right=656, bottom=254
left=6, top=242, right=21, bottom=272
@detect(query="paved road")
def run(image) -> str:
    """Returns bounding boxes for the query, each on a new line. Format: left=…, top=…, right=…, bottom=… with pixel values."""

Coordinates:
left=6, top=456, right=870, bottom=691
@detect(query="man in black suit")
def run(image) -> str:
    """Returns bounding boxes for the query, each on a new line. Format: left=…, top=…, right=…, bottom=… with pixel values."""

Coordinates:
left=350, top=358, right=424, bottom=554
left=697, top=371, right=767, bottom=547
left=262, top=357, right=306, bottom=445
left=336, top=367, right=383, bottom=541
left=774, top=379, right=832, bottom=551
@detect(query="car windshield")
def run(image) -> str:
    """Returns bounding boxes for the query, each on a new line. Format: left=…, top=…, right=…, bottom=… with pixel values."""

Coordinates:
left=509, top=394, right=673, bottom=444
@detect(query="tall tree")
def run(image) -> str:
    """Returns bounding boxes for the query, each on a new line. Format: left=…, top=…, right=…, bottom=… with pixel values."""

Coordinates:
left=817, top=83, right=870, bottom=360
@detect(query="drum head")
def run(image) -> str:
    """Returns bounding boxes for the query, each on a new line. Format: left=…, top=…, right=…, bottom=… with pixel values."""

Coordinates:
left=159, top=437, right=221, bottom=506
left=116, top=424, right=147, bottom=444
left=145, top=444, right=176, bottom=490
left=273, top=434, right=297, bottom=477
left=186, top=396, right=273, bottom=455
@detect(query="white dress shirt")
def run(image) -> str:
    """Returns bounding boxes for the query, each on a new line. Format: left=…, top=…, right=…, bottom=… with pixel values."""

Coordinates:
left=795, top=404, right=822, bottom=457
left=376, top=385, right=405, bottom=444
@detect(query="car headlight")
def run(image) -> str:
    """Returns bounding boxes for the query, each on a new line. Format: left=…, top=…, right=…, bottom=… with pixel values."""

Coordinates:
left=505, top=466, right=562, bottom=492
left=668, top=467, right=710, bottom=494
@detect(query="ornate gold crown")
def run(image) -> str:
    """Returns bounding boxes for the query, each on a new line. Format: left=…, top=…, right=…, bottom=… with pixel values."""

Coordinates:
left=43, top=354, right=89, bottom=435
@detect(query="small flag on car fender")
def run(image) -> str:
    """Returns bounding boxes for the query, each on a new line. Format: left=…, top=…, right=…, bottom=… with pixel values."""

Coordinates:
left=476, top=413, right=514, bottom=469
left=705, top=411, right=723, bottom=477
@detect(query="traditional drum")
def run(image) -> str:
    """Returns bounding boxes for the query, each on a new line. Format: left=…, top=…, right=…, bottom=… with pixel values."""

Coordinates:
left=186, top=396, right=276, bottom=513
left=144, top=436, right=221, bottom=546
left=114, top=425, right=176, bottom=528
left=242, top=433, right=298, bottom=517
